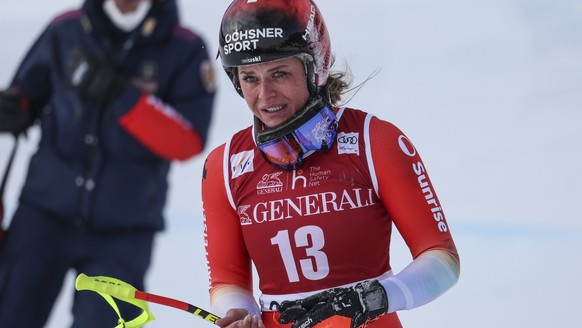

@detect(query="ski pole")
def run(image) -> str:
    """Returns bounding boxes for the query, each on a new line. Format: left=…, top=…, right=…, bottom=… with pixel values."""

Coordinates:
left=75, top=273, right=220, bottom=325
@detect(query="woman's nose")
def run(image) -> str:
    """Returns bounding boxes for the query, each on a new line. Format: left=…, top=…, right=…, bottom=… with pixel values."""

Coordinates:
left=258, top=81, right=276, bottom=99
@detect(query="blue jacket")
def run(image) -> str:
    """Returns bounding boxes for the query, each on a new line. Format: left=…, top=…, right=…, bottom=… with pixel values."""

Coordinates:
left=11, top=0, right=215, bottom=231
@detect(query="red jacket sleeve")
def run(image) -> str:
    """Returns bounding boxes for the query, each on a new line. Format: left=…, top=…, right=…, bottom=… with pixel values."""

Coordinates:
left=202, top=144, right=253, bottom=293
left=369, top=118, right=458, bottom=259
left=119, top=94, right=204, bottom=161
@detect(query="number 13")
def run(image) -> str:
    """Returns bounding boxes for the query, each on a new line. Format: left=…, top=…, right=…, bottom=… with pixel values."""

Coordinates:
left=270, top=225, right=330, bottom=283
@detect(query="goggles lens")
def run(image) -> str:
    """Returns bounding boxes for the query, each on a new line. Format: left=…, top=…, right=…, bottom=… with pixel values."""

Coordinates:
left=258, top=106, right=337, bottom=170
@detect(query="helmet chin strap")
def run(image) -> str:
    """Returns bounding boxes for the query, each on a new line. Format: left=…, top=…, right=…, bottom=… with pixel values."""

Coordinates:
left=294, top=53, right=318, bottom=98
left=103, top=0, right=153, bottom=32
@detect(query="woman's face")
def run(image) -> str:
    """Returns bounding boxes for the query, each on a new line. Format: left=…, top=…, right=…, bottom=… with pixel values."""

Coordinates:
left=238, top=56, right=310, bottom=128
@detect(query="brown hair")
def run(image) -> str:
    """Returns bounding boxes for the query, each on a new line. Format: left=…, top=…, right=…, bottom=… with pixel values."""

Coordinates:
left=327, top=71, right=351, bottom=107
left=325, top=56, right=351, bottom=106
left=326, top=56, right=378, bottom=107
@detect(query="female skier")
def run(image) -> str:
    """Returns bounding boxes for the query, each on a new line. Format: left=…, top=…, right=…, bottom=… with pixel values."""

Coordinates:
left=202, top=1, right=460, bottom=327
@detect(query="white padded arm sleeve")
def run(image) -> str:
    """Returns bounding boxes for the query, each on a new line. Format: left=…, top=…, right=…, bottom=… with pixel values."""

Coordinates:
left=210, top=285, right=261, bottom=318
left=380, top=249, right=460, bottom=312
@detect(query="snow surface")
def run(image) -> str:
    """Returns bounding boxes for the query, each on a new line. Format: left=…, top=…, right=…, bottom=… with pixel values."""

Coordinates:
left=0, top=0, right=581, bottom=327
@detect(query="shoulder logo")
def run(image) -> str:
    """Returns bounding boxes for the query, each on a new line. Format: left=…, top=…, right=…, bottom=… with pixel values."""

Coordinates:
left=337, top=132, right=359, bottom=155
left=200, top=59, right=216, bottom=93
left=231, top=150, right=254, bottom=179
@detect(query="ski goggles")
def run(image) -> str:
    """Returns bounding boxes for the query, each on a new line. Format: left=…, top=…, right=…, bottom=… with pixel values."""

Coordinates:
left=256, top=105, right=338, bottom=170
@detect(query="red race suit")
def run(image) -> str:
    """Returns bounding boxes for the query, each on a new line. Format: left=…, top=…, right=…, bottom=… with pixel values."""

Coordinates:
left=203, top=107, right=460, bottom=328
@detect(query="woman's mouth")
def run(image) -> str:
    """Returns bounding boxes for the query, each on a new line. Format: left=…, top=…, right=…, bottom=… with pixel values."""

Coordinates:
left=264, top=105, right=284, bottom=113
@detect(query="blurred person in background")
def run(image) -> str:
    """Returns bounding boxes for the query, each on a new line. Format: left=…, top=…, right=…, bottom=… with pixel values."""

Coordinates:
left=0, top=0, right=215, bottom=327
left=202, top=0, right=459, bottom=327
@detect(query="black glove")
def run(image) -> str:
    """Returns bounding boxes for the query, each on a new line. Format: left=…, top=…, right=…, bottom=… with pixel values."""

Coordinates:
left=68, top=52, right=127, bottom=104
left=278, top=280, right=388, bottom=328
left=0, top=88, right=31, bottom=134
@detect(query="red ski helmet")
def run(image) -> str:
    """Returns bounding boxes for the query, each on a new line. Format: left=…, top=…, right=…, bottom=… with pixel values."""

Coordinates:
left=218, top=0, right=331, bottom=97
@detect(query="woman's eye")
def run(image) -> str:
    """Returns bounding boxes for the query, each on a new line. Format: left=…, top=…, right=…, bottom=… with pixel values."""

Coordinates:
left=274, top=71, right=287, bottom=78
left=241, top=76, right=258, bottom=84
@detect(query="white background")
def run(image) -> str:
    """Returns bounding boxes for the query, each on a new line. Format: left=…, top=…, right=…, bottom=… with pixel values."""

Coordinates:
left=1, top=0, right=581, bottom=327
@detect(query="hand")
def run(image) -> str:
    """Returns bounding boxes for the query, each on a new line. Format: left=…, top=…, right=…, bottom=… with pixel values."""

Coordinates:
left=277, top=280, right=388, bottom=328
left=0, top=88, right=31, bottom=134
left=215, top=309, right=265, bottom=328
left=68, top=52, right=126, bottom=104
